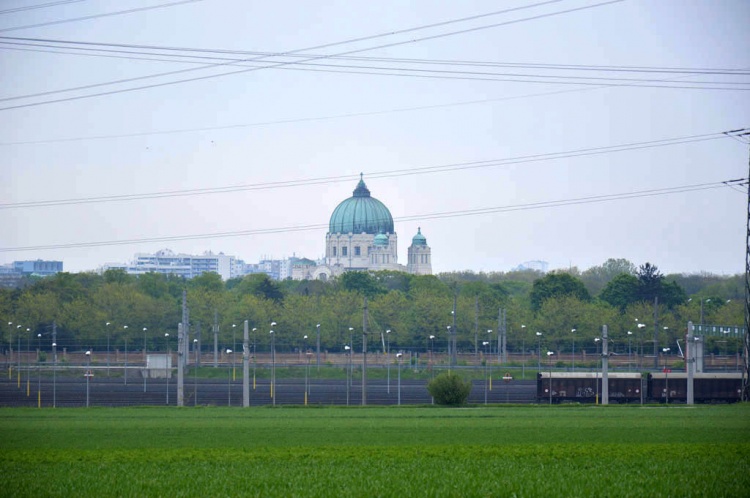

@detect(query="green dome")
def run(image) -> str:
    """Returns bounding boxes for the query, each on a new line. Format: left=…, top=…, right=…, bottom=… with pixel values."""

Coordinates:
left=374, top=231, right=389, bottom=246
left=329, top=176, right=394, bottom=235
left=411, top=227, right=427, bottom=246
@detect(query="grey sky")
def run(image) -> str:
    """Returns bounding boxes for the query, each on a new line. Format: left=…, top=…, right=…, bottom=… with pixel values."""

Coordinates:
left=1, top=0, right=748, bottom=276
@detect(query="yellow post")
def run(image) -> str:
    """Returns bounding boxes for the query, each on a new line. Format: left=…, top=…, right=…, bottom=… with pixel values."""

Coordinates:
left=304, top=391, right=308, bottom=406
left=270, top=381, right=274, bottom=399
left=489, top=377, right=492, bottom=391
left=26, top=377, right=30, bottom=396
left=253, top=373, right=256, bottom=390
left=38, top=390, right=41, bottom=408
left=17, top=370, right=20, bottom=388
left=233, top=367, right=236, bottom=382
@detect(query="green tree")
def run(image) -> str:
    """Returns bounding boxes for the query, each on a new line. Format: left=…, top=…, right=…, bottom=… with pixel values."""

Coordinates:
left=600, top=274, right=640, bottom=312
left=529, top=273, right=590, bottom=312
left=339, top=271, right=385, bottom=299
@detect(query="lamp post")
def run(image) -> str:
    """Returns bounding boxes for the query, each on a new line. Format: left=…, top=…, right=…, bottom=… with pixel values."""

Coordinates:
left=270, top=321, right=276, bottom=405
left=226, top=348, right=233, bottom=406
left=386, top=329, right=391, bottom=393
left=547, top=351, right=555, bottom=405
left=6, top=321, right=11, bottom=379
left=429, top=335, right=435, bottom=374
left=396, top=352, right=402, bottom=405
left=193, top=339, right=198, bottom=406
left=594, top=337, right=601, bottom=404
left=627, top=331, right=633, bottom=371
left=344, top=345, right=351, bottom=406
left=482, top=341, right=490, bottom=404
left=520, top=325, right=526, bottom=378
left=164, top=333, right=170, bottom=405
left=316, top=324, right=321, bottom=369
left=487, top=330, right=493, bottom=391
left=85, top=350, right=91, bottom=407
left=536, top=332, right=542, bottom=372
left=52, top=340, right=57, bottom=408
left=571, top=328, right=576, bottom=372
left=124, top=333, right=128, bottom=386
left=636, top=322, right=646, bottom=368
left=26, top=328, right=30, bottom=397
left=446, top=326, right=452, bottom=374
left=232, top=324, right=237, bottom=381
left=303, top=335, right=309, bottom=406
left=105, top=322, right=111, bottom=377
left=36, top=333, right=41, bottom=408
left=348, top=327, right=354, bottom=388
left=662, top=347, right=671, bottom=403
left=142, top=327, right=147, bottom=393
left=252, top=328, right=257, bottom=390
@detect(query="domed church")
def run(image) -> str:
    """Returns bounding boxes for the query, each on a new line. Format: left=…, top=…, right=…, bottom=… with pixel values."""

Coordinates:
left=293, top=175, right=432, bottom=280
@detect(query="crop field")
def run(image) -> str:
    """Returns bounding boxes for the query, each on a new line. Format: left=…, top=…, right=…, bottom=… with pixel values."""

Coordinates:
left=1, top=405, right=749, bottom=497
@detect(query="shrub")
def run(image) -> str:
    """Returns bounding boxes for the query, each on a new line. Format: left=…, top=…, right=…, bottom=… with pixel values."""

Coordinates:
left=427, top=372, right=472, bottom=406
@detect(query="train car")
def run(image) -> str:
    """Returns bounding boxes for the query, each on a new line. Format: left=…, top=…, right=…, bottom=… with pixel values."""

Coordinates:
left=647, top=372, right=743, bottom=403
left=537, top=372, right=643, bottom=404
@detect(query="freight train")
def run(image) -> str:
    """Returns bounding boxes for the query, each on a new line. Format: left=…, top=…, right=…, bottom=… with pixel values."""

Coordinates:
left=537, top=371, right=743, bottom=404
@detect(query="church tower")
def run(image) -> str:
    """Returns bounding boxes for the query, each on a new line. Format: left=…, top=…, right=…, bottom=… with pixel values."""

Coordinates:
left=407, top=227, right=432, bottom=275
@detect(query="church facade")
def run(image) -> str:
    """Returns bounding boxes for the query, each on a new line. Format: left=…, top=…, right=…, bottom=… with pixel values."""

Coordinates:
left=292, top=176, right=432, bottom=280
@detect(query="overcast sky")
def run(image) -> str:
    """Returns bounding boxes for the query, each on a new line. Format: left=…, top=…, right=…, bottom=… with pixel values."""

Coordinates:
left=1, top=0, right=749, bottom=277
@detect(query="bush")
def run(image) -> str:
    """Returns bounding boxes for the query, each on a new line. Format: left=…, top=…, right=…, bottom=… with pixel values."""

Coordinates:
left=427, top=372, right=472, bottom=406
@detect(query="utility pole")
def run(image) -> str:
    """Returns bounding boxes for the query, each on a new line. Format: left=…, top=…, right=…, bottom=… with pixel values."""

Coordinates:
left=362, top=297, right=368, bottom=406
left=653, top=296, right=659, bottom=370
left=177, top=323, right=184, bottom=407
left=213, top=310, right=218, bottom=368
left=474, top=296, right=479, bottom=357
left=243, top=320, right=250, bottom=407
left=451, top=293, right=457, bottom=367
left=601, top=325, right=609, bottom=405
left=723, top=128, right=749, bottom=400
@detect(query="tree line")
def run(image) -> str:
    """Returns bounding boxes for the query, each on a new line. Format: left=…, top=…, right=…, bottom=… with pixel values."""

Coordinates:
left=0, top=259, right=744, bottom=359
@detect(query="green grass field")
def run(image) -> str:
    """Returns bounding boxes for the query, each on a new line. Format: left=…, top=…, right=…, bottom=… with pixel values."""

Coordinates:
left=1, top=405, right=749, bottom=497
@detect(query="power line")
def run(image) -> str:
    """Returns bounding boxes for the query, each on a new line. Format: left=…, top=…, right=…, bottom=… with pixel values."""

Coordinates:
left=0, top=130, right=729, bottom=210
left=0, top=0, right=625, bottom=112
left=0, top=0, right=206, bottom=32
left=0, top=179, right=740, bottom=253
left=1, top=41, right=747, bottom=105
left=0, top=1, right=85, bottom=16
left=3, top=36, right=748, bottom=76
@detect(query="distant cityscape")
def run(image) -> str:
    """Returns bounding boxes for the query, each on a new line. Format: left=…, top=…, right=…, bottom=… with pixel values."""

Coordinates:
left=0, top=252, right=548, bottom=289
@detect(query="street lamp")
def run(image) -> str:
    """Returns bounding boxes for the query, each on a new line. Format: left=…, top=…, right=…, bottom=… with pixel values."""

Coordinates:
left=270, top=324, right=276, bottom=406
left=105, top=322, right=111, bottom=377
left=164, top=333, right=170, bottom=405
left=232, top=324, right=237, bottom=381
left=193, top=339, right=198, bottom=406
left=487, top=330, right=493, bottom=391
left=123, top=325, right=128, bottom=385
left=627, top=331, right=633, bottom=371
left=571, top=329, right=577, bottom=372
left=52, top=340, right=57, bottom=408
left=662, top=347, right=671, bottom=403
left=142, top=327, right=147, bottom=393
left=348, top=327, right=354, bottom=388
left=315, top=324, right=321, bottom=369
left=226, top=348, right=233, bottom=406
left=85, top=350, right=91, bottom=407
left=344, top=345, right=351, bottom=406
left=536, top=332, right=542, bottom=371
left=36, top=333, right=41, bottom=408
left=386, top=329, right=391, bottom=393
left=482, top=341, right=490, bottom=404
left=594, top=337, right=601, bottom=404
left=520, top=325, right=526, bottom=377
left=303, top=335, right=310, bottom=406
left=252, top=328, right=257, bottom=389
left=396, top=352, right=403, bottom=406
left=546, top=351, right=555, bottom=405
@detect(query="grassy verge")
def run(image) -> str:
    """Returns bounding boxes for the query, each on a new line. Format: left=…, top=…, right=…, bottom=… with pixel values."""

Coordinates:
left=1, top=405, right=749, bottom=497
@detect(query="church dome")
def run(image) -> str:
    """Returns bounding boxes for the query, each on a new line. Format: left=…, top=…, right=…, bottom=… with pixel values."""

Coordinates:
left=329, top=176, right=394, bottom=235
left=411, top=227, right=427, bottom=246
